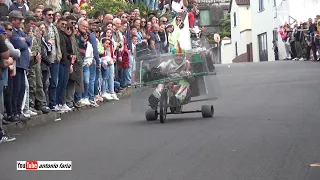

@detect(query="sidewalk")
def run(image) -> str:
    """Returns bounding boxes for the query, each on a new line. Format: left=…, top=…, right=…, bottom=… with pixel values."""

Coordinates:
left=3, top=88, right=132, bottom=134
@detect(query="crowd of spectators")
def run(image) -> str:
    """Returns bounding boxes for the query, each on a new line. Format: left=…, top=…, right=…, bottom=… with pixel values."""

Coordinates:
left=0, top=0, right=201, bottom=143
left=277, top=15, right=320, bottom=61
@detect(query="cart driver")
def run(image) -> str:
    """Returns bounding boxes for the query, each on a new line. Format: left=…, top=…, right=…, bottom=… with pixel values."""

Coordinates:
left=148, top=42, right=192, bottom=109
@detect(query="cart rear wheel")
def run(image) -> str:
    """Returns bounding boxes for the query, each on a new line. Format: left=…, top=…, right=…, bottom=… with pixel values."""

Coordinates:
left=159, top=90, right=168, bottom=123
left=201, top=105, right=214, bottom=118
left=146, top=109, right=158, bottom=121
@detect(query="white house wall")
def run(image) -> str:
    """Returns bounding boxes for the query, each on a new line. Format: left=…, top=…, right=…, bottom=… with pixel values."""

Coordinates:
left=230, top=0, right=240, bottom=60
left=251, top=0, right=275, bottom=62
left=227, top=0, right=252, bottom=62
left=221, top=40, right=234, bottom=64
left=239, top=6, right=252, bottom=32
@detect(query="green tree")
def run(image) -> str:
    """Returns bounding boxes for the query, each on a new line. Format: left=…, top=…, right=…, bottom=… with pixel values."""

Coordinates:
left=87, top=0, right=134, bottom=17
left=219, top=13, right=231, bottom=38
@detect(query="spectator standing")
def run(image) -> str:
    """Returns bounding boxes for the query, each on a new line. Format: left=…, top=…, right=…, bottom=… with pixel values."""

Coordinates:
left=112, top=18, right=124, bottom=81
left=1, top=22, right=20, bottom=123
left=87, top=19, right=100, bottom=107
left=9, top=0, right=27, bottom=15
left=33, top=6, right=43, bottom=20
left=159, top=24, right=169, bottom=53
left=293, top=23, right=304, bottom=61
left=72, top=3, right=81, bottom=18
left=149, top=23, right=161, bottom=54
left=66, top=15, right=84, bottom=108
left=38, top=21, right=52, bottom=105
left=0, top=0, right=9, bottom=19
left=74, top=18, right=91, bottom=107
left=306, top=18, right=317, bottom=61
left=0, top=28, right=16, bottom=142
left=100, top=37, right=119, bottom=100
left=43, top=8, right=62, bottom=111
left=9, top=11, right=31, bottom=121
left=24, top=16, right=49, bottom=114
left=56, top=17, right=72, bottom=111
left=118, top=27, right=130, bottom=88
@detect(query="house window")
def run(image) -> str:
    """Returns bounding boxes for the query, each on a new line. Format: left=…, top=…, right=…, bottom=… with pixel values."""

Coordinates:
left=235, top=42, right=238, bottom=56
left=199, top=9, right=211, bottom=26
left=259, top=0, right=264, bottom=12
left=233, top=12, right=237, bottom=26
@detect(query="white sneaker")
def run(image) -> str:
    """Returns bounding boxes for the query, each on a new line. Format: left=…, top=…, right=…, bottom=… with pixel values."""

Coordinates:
left=299, top=58, right=304, bottom=61
left=51, top=105, right=61, bottom=112
left=22, top=112, right=30, bottom=118
left=25, top=110, right=37, bottom=116
left=84, top=98, right=91, bottom=105
left=61, top=104, right=72, bottom=111
left=110, top=93, right=119, bottom=100
left=102, top=93, right=113, bottom=100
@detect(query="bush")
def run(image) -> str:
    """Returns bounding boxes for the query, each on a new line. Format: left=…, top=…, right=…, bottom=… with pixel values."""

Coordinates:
left=87, top=0, right=134, bottom=17
left=219, top=13, right=231, bottom=38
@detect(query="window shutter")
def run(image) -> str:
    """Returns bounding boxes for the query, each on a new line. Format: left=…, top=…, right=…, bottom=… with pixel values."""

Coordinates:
left=200, top=10, right=211, bottom=26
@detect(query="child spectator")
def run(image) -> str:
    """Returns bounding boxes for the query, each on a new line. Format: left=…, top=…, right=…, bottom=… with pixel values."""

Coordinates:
left=100, top=36, right=119, bottom=100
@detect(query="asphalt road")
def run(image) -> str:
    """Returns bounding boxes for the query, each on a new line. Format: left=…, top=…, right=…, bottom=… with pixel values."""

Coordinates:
left=1, top=61, right=320, bottom=180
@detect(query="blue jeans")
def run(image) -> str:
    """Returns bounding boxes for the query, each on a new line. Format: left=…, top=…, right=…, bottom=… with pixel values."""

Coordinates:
left=49, top=61, right=59, bottom=108
left=106, top=64, right=115, bottom=94
left=88, top=63, right=96, bottom=101
left=12, top=68, right=25, bottom=115
left=114, top=81, right=120, bottom=90
left=82, top=65, right=90, bottom=99
left=94, top=67, right=101, bottom=96
left=118, top=68, right=130, bottom=87
left=101, top=67, right=108, bottom=94
left=129, top=54, right=134, bottom=85
left=147, top=0, right=158, bottom=9
left=56, top=63, right=69, bottom=105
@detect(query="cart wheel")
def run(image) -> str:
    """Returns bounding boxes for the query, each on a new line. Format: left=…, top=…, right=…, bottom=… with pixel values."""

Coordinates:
left=201, top=105, right=214, bottom=118
left=145, top=109, right=158, bottom=121
left=159, top=90, right=168, bottom=123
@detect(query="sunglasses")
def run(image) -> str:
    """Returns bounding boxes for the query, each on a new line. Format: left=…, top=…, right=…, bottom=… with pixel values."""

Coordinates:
left=176, top=19, right=181, bottom=21
left=7, top=28, right=13, bottom=31
left=47, top=14, right=53, bottom=16
left=162, top=20, right=167, bottom=23
left=61, top=23, right=67, bottom=26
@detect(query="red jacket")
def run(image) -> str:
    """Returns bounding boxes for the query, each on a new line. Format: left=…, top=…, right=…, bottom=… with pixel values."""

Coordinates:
left=188, top=12, right=195, bottom=28
left=119, top=35, right=130, bottom=69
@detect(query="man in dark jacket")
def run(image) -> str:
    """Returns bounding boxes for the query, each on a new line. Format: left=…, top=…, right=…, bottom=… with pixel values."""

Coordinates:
left=9, top=11, right=32, bottom=121
left=56, top=17, right=73, bottom=111
left=0, top=33, right=16, bottom=143
left=66, top=15, right=83, bottom=108
left=0, top=0, right=9, bottom=19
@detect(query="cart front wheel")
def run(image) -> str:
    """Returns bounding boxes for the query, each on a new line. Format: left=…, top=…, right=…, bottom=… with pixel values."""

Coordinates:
left=159, top=90, right=168, bottom=123
left=201, top=105, right=214, bottom=118
left=146, top=109, right=158, bottom=121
